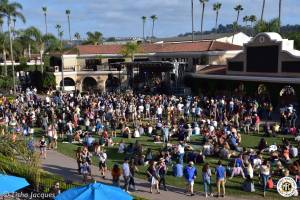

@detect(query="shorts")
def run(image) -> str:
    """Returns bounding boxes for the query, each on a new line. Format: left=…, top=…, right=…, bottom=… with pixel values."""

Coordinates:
left=232, top=167, right=243, bottom=175
left=187, top=180, right=194, bottom=186
left=99, top=162, right=106, bottom=169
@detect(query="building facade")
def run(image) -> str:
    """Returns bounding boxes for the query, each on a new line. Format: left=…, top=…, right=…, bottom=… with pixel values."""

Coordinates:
left=186, top=32, right=300, bottom=105
left=54, top=41, right=242, bottom=91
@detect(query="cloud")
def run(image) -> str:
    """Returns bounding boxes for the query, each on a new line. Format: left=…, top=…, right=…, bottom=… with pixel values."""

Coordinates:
left=11, top=0, right=300, bottom=38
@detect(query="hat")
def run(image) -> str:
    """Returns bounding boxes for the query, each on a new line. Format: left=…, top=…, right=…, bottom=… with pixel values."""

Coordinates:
left=188, top=161, right=194, bottom=165
left=159, top=158, right=165, bottom=162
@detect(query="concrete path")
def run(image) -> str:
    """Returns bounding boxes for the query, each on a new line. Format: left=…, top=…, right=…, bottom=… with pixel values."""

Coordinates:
left=41, top=150, right=255, bottom=200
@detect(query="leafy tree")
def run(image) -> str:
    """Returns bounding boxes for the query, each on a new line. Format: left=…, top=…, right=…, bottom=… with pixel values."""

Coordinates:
left=42, top=72, right=56, bottom=90
left=85, top=31, right=103, bottom=45
left=121, top=42, right=140, bottom=61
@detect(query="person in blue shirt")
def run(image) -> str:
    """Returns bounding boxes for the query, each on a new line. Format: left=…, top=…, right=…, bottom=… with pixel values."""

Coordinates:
left=215, top=160, right=226, bottom=197
left=230, top=154, right=246, bottom=179
left=173, top=161, right=183, bottom=177
left=184, top=161, right=197, bottom=196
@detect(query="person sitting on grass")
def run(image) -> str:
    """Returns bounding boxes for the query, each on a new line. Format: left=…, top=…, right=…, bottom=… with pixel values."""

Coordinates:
left=118, top=139, right=126, bottom=153
left=230, top=154, right=246, bottom=179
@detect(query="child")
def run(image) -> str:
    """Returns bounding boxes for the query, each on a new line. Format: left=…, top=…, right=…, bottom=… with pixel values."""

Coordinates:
left=111, top=164, right=121, bottom=186
left=81, top=158, right=91, bottom=184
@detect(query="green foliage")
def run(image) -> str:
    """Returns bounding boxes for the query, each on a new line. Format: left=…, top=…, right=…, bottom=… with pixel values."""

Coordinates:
left=254, top=18, right=280, bottom=34
left=121, top=42, right=140, bottom=61
left=29, top=71, right=56, bottom=91
left=0, top=75, right=13, bottom=89
left=15, top=56, right=28, bottom=71
left=42, top=72, right=56, bottom=89
left=85, top=31, right=103, bottom=45
left=284, top=32, right=300, bottom=50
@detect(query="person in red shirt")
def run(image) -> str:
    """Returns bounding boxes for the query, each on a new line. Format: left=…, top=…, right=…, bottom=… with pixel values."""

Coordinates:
left=254, top=114, right=260, bottom=134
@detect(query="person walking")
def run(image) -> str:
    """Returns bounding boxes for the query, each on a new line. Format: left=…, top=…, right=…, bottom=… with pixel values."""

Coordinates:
left=122, top=158, right=131, bottom=193
left=158, top=158, right=168, bottom=191
left=260, top=160, right=271, bottom=197
left=129, top=158, right=138, bottom=191
left=111, top=163, right=122, bottom=187
left=215, top=160, right=226, bottom=197
left=184, top=161, right=197, bottom=196
left=202, top=163, right=213, bottom=197
left=146, top=160, right=160, bottom=194
left=98, top=150, right=107, bottom=179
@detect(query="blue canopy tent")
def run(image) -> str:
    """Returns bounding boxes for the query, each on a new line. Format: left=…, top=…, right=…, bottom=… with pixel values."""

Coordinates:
left=0, top=174, right=30, bottom=195
left=55, top=182, right=133, bottom=200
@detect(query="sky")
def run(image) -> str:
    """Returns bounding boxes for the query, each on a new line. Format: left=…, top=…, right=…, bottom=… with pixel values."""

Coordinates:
left=9, top=0, right=300, bottom=39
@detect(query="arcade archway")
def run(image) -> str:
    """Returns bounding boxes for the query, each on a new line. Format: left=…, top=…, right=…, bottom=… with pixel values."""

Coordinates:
left=82, top=77, right=97, bottom=91
left=105, top=74, right=120, bottom=92
left=60, top=77, right=75, bottom=91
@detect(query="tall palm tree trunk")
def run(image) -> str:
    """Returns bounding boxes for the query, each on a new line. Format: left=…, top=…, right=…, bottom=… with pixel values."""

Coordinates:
left=151, top=21, right=155, bottom=42
left=200, top=3, right=205, bottom=38
left=0, top=23, right=7, bottom=76
left=40, top=50, right=44, bottom=74
left=278, top=0, right=282, bottom=33
left=44, top=13, right=48, bottom=34
left=142, top=21, right=145, bottom=41
left=215, top=11, right=219, bottom=33
left=260, top=0, right=266, bottom=21
left=8, top=16, right=16, bottom=94
left=68, top=15, right=71, bottom=41
left=3, top=49, right=7, bottom=76
left=191, top=0, right=195, bottom=41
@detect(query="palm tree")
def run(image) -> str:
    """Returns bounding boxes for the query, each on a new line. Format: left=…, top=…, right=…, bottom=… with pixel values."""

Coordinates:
left=142, top=16, right=146, bottom=41
left=55, top=24, right=61, bottom=38
left=25, top=27, right=56, bottom=74
left=150, top=15, right=157, bottom=41
left=191, top=0, right=195, bottom=41
left=66, top=9, right=71, bottom=41
left=243, top=16, right=249, bottom=27
left=86, top=31, right=103, bottom=45
left=278, top=0, right=282, bottom=33
left=42, top=6, right=47, bottom=34
left=74, top=32, right=80, bottom=40
left=58, top=30, right=64, bottom=91
left=232, top=4, right=243, bottom=43
left=260, top=0, right=266, bottom=22
left=249, top=15, right=257, bottom=28
left=0, top=0, right=26, bottom=94
left=199, top=0, right=209, bottom=38
left=213, top=2, right=222, bottom=33
left=0, top=31, right=9, bottom=76
left=234, top=4, right=243, bottom=25
left=120, top=42, right=140, bottom=61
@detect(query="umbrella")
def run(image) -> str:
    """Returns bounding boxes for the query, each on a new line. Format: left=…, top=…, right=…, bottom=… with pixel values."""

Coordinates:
left=55, top=182, right=133, bottom=200
left=0, top=174, right=30, bottom=195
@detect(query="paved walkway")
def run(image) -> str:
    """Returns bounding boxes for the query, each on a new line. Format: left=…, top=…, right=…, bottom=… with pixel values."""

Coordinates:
left=41, top=150, right=254, bottom=200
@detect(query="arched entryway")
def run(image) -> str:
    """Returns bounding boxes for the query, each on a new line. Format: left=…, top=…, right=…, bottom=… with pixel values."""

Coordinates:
left=82, top=77, right=97, bottom=91
left=279, top=85, right=297, bottom=105
left=60, top=77, right=75, bottom=91
left=105, top=74, right=120, bottom=92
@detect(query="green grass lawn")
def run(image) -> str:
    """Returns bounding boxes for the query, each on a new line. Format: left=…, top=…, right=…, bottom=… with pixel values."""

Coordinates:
left=33, top=126, right=298, bottom=200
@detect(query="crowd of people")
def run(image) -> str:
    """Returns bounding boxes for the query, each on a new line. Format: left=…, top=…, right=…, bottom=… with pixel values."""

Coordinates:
left=0, top=88, right=300, bottom=198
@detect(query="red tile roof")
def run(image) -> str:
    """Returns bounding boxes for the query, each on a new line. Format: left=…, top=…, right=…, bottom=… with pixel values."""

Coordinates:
left=197, top=65, right=227, bottom=75
left=70, top=41, right=242, bottom=55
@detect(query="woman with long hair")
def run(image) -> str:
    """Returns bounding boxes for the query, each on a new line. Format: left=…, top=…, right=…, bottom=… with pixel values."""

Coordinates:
left=202, top=163, right=213, bottom=197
